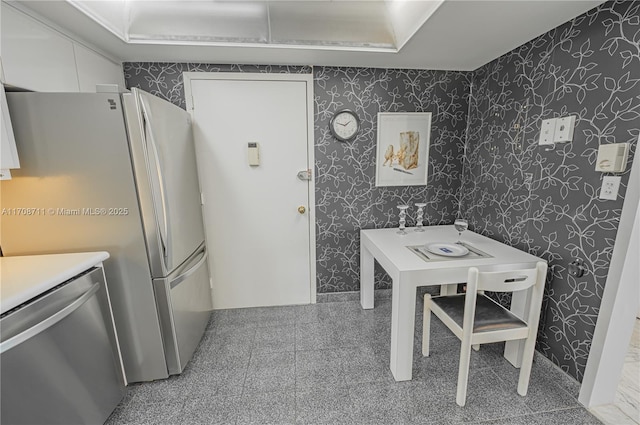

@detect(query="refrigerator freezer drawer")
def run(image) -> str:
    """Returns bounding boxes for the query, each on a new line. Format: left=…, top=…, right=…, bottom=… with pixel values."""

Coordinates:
left=0, top=267, right=125, bottom=425
left=154, top=245, right=212, bottom=375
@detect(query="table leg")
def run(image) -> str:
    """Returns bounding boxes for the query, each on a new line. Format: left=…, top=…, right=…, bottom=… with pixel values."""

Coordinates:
left=504, top=288, right=531, bottom=367
left=360, top=242, right=375, bottom=309
left=390, top=277, right=415, bottom=381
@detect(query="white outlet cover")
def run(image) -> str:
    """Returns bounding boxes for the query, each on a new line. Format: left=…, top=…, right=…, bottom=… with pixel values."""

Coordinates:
left=599, top=175, right=621, bottom=201
left=554, top=115, right=576, bottom=143
left=539, top=118, right=556, bottom=145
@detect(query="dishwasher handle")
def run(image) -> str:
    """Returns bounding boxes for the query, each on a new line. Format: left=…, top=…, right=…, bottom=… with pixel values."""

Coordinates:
left=0, top=281, right=101, bottom=354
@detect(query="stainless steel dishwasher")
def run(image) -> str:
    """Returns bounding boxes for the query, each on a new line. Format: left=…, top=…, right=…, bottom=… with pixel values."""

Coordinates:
left=0, top=266, right=125, bottom=425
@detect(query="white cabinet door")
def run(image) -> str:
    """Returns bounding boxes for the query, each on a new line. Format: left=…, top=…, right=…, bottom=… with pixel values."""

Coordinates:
left=1, top=4, right=79, bottom=92
left=74, top=44, right=125, bottom=92
left=1, top=84, right=20, bottom=179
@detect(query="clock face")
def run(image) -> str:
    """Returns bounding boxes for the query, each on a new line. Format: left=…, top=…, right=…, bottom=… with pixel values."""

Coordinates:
left=330, top=110, right=359, bottom=141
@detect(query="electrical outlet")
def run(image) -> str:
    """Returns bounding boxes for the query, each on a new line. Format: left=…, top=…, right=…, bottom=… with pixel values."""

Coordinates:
left=599, top=175, right=621, bottom=200
left=539, top=118, right=556, bottom=145
left=554, top=115, right=576, bottom=143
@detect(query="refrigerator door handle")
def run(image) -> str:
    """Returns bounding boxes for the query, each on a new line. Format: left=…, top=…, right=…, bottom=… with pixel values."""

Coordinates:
left=0, top=281, right=101, bottom=354
left=140, top=99, right=172, bottom=271
left=170, top=249, right=208, bottom=290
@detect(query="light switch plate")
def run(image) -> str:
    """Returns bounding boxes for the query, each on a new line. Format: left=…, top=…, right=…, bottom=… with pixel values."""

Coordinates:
left=539, top=118, right=556, bottom=145
left=554, top=115, right=576, bottom=143
left=599, top=175, right=621, bottom=200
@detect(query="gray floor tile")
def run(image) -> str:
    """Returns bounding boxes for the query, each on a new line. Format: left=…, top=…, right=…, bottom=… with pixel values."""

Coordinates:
left=237, top=390, right=296, bottom=425
left=253, top=324, right=296, bottom=353
left=406, top=369, right=533, bottom=424
left=245, top=306, right=299, bottom=328
left=112, top=299, right=601, bottom=425
left=413, top=335, right=493, bottom=381
left=479, top=407, right=603, bottom=424
left=296, top=321, right=343, bottom=350
left=329, top=301, right=375, bottom=322
left=182, top=363, right=247, bottom=397
left=337, top=346, right=395, bottom=385
left=295, top=386, right=358, bottom=424
left=531, top=352, right=582, bottom=398
left=295, top=303, right=335, bottom=323
left=105, top=399, right=185, bottom=425
left=492, top=360, right=581, bottom=413
left=295, top=349, right=345, bottom=389
left=244, top=351, right=296, bottom=393
left=126, top=375, right=195, bottom=404
left=348, top=381, right=413, bottom=424
left=179, top=395, right=241, bottom=424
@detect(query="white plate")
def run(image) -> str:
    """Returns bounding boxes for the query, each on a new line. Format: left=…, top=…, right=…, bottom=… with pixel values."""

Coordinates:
left=425, top=243, right=469, bottom=257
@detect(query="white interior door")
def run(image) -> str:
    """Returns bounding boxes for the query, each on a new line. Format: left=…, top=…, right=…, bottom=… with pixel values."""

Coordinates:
left=187, top=74, right=314, bottom=309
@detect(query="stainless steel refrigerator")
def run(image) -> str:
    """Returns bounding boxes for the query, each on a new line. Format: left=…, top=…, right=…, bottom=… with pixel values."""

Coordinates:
left=2, top=88, right=213, bottom=383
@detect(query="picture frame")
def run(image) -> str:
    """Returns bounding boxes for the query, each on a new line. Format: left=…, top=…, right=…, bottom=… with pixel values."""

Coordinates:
left=375, top=112, right=432, bottom=187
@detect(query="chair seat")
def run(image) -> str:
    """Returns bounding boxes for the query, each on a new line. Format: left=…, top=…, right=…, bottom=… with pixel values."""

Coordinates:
left=432, top=294, right=527, bottom=333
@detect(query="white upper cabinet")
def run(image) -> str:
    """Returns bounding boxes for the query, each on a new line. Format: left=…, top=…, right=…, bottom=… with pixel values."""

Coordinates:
left=1, top=4, right=79, bottom=92
left=74, top=44, right=125, bottom=92
left=1, top=3, right=124, bottom=93
left=1, top=82, right=20, bottom=179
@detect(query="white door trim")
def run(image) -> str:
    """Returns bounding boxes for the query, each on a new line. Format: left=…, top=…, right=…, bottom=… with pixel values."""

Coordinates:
left=183, top=71, right=317, bottom=304
left=579, top=134, right=640, bottom=407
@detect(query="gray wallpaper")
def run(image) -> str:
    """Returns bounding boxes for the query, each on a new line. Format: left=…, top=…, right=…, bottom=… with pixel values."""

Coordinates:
left=313, top=68, right=470, bottom=292
left=122, top=0, right=638, bottom=383
left=461, top=0, right=639, bottom=381
left=122, top=63, right=312, bottom=109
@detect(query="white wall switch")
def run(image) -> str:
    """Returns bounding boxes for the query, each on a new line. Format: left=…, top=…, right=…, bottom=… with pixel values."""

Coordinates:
left=248, top=142, right=260, bottom=166
left=539, top=118, right=556, bottom=145
left=599, top=175, right=621, bottom=200
left=554, top=115, right=576, bottom=143
left=595, top=143, right=629, bottom=172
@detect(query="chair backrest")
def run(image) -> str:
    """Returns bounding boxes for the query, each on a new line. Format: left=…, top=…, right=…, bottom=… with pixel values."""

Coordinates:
left=463, top=261, right=547, bottom=331
left=467, top=262, right=547, bottom=293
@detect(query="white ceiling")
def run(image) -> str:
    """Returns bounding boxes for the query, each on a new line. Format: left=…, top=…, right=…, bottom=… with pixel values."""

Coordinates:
left=8, top=0, right=606, bottom=71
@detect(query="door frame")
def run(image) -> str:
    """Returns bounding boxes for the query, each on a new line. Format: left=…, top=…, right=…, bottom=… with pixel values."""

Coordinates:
left=183, top=71, right=317, bottom=304
left=578, top=134, right=640, bottom=407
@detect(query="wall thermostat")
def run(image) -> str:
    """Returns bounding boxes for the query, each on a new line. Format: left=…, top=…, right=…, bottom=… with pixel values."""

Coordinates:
left=248, top=142, right=260, bottom=166
left=595, top=143, right=629, bottom=172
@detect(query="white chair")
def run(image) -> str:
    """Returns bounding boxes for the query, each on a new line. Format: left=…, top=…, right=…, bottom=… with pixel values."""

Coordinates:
left=422, top=262, right=547, bottom=406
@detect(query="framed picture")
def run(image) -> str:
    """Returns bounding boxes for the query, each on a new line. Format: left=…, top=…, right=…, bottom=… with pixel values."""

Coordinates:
left=375, top=112, right=432, bottom=187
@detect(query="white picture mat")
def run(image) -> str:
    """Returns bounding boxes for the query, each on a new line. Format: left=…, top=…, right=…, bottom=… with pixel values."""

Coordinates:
left=375, top=112, right=431, bottom=187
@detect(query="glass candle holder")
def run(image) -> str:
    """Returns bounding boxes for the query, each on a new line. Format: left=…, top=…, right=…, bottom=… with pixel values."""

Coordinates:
left=414, top=203, right=427, bottom=232
left=397, top=205, right=409, bottom=235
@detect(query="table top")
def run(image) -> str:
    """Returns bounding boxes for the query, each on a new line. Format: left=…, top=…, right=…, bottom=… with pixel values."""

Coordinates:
left=361, top=225, right=543, bottom=273
left=0, top=251, right=109, bottom=314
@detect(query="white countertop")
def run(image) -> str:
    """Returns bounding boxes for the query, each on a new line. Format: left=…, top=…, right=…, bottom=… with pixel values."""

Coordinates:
left=0, top=251, right=110, bottom=314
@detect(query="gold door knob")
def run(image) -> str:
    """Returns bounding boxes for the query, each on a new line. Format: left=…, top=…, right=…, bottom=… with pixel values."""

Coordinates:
left=298, top=206, right=306, bottom=214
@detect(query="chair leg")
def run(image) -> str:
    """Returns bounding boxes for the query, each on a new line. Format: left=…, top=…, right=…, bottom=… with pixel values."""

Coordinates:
left=456, top=341, right=472, bottom=406
left=422, top=294, right=431, bottom=356
left=517, top=334, right=536, bottom=396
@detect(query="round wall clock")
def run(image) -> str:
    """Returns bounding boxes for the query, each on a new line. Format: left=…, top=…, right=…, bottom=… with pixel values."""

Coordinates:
left=329, top=109, right=360, bottom=142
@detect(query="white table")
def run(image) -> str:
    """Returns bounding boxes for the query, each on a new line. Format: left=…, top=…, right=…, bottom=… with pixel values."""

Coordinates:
left=360, top=225, right=545, bottom=382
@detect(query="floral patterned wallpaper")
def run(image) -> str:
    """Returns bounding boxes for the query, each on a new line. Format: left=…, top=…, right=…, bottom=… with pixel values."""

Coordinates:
left=460, top=0, right=639, bottom=381
left=313, top=68, right=470, bottom=292
left=122, top=63, right=312, bottom=109
left=122, top=0, right=638, bottom=383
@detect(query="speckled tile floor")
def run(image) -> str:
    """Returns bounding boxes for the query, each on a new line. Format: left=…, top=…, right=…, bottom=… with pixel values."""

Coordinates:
left=106, top=292, right=602, bottom=425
